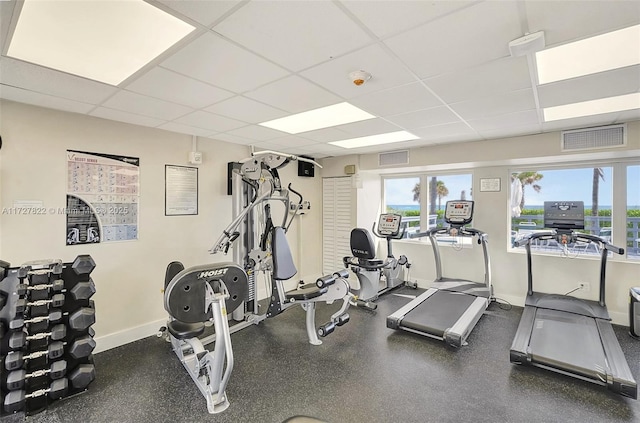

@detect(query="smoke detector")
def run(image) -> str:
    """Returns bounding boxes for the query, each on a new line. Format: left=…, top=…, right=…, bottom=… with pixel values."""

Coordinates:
left=349, top=70, right=372, bottom=86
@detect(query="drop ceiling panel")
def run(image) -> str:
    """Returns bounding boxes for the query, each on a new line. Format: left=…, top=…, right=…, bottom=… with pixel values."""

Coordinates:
left=225, top=125, right=286, bottom=142
left=467, top=109, right=540, bottom=132
left=333, top=118, right=403, bottom=137
left=155, top=0, right=243, bottom=27
left=350, top=82, right=442, bottom=117
left=425, top=56, right=531, bottom=104
left=89, top=107, right=166, bottom=128
left=342, top=0, right=476, bottom=39
left=297, top=142, right=349, bottom=154
left=174, top=110, right=246, bottom=132
left=204, top=96, right=287, bottom=123
left=411, top=121, right=478, bottom=140
left=245, top=75, right=341, bottom=113
left=477, top=123, right=542, bottom=140
left=384, top=1, right=522, bottom=78
left=300, top=44, right=416, bottom=98
left=525, top=0, right=640, bottom=47
left=265, top=136, right=319, bottom=149
left=160, top=32, right=289, bottom=93
left=385, top=106, right=461, bottom=129
left=125, top=67, right=234, bottom=108
left=296, top=127, right=351, bottom=143
left=212, top=1, right=372, bottom=72
left=537, top=65, right=640, bottom=108
left=102, top=90, right=193, bottom=120
left=212, top=132, right=255, bottom=145
left=450, top=89, right=536, bottom=120
left=0, top=84, right=95, bottom=114
left=157, top=121, right=214, bottom=137
left=0, top=57, right=116, bottom=104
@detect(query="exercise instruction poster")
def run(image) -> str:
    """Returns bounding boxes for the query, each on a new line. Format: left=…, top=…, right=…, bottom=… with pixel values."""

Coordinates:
left=66, top=150, right=139, bottom=245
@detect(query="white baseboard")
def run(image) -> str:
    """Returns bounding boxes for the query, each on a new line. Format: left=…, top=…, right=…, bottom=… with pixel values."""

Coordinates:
left=94, top=318, right=166, bottom=354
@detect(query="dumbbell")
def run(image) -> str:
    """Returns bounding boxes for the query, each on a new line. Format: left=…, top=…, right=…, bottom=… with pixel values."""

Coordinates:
left=70, top=278, right=96, bottom=300
left=6, top=325, right=67, bottom=350
left=68, top=335, right=96, bottom=359
left=17, top=261, right=63, bottom=278
left=69, top=363, right=96, bottom=389
left=16, top=279, right=65, bottom=295
left=10, top=309, right=64, bottom=329
left=4, top=341, right=65, bottom=371
left=14, top=294, right=65, bottom=312
left=4, top=360, right=67, bottom=390
left=3, top=378, right=68, bottom=413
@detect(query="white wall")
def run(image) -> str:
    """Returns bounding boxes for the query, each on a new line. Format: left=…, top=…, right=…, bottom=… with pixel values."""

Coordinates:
left=321, top=121, right=640, bottom=324
left=0, top=100, right=324, bottom=351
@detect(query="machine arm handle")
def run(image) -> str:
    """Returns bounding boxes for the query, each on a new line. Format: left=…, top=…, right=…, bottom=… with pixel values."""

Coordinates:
left=240, top=149, right=323, bottom=168
left=574, top=233, right=625, bottom=255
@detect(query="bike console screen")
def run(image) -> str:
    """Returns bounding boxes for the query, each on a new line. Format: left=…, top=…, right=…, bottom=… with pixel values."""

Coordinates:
left=378, top=214, right=402, bottom=237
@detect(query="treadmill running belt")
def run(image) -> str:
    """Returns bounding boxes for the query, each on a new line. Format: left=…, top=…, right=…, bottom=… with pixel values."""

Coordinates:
left=401, top=290, right=476, bottom=337
left=529, top=308, right=607, bottom=381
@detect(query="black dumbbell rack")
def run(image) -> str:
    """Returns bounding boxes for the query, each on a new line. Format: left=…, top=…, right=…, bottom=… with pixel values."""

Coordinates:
left=0, top=255, right=97, bottom=416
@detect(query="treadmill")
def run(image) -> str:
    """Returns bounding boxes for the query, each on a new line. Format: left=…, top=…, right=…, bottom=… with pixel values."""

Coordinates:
left=387, top=200, right=492, bottom=347
left=510, top=201, right=637, bottom=399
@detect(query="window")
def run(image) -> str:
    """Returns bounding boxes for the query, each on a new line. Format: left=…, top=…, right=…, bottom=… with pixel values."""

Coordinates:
left=510, top=166, right=613, bottom=256
left=628, top=165, right=640, bottom=260
left=384, top=173, right=473, bottom=238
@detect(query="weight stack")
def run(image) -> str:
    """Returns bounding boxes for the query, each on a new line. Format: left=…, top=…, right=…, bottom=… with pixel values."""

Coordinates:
left=0, top=255, right=97, bottom=416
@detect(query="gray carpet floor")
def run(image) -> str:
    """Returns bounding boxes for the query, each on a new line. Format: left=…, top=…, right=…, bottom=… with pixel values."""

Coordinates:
left=3, top=287, right=640, bottom=422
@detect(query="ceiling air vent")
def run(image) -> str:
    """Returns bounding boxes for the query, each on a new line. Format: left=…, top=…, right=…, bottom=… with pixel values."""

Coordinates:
left=379, top=150, right=409, bottom=167
left=561, top=124, right=626, bottom=152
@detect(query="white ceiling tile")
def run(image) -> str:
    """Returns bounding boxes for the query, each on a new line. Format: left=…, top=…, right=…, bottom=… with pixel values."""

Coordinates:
left=250, top=141, right=288, bottom=151
left=266, top=136, right=318, bottom=148
left=204, top=96, right=287, bottom=123
left=334, top=118, right=403, bottom=137
left=450, top=89, right=536, bottom=120
left=467, top=109, right=540, bottom=132
left=297, top=127, right=351, bottom=143
left=125, top=67, right=233, bottom=108
left=478, top=123, right=542, bottom=140
left=157, top=121, right=214, bottom=137
left=161, top=32, right=289, bottom=92
left=342, top=0, right=477, bottom=39
left=0, top=84, right=95, bottom=114
left=213, top=1, right=372, bottom=71
left=245, top=75, right=341, bottom=113
left=384, top=1, right=522, bottom=78
left=174, top=110, right=246, bottom=132
left=411, top=121, right=477, bottom=140
left=385, top=106, right=461, bottom=129
left=102, top=90, right=193, bottom=120
left=350, top=82, right=442, bottom=117
left=538, top=65, right=640, bottom=108
left=211, top=132, right=255, bottom=145
left=299, top=44, right=416, bottom=98
left=0, top=57, right=117, bottom=104
left=425, top=56, right=531, bottom=104
left=525, top=1, right=640, bottom=47
left=89, top=107, right=166, bottom=128
left=155, top=0, right=243, bottom=27
left=225, top=125, right=286, bottom=141
left=296, top=143, right=347, bottom=154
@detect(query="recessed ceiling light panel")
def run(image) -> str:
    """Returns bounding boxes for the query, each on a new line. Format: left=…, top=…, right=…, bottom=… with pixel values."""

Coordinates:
left=543, top=93, right=640, bottom=121
left=7, top=0, right=195, bottom=85
left=536, top=24, right=640, bottom=84
left=258, top=102, right=375, bottom=134
left=329, top=131, right=419, bottom=149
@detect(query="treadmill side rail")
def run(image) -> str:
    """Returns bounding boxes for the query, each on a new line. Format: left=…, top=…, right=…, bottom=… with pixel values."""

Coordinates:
left=386, top=289, right=437, bottom=329
left=510, top=306, right=536, bottom=364
left=596, top=319, right=638, bottom=399
left=444, top=296, right=489, bottom=348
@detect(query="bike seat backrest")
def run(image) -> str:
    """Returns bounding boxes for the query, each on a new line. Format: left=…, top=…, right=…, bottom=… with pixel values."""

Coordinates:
left=165, top=261, right=185, bottom=290
left=350, top=228, right=376, bottom=260
left=272, top=226, right=297, bottom=281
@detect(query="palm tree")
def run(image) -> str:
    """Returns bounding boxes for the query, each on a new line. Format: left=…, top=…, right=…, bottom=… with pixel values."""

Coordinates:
left=516, top=171, right=543, bottom=210
left=460, top=190, right=466, bottom=200
left=412, top=183, right=420, bottom=203
left=429, top=176, right=437, bottom=214
left=436, top=180, right=449, bottom=210
left=592, top=167, right=605, bottom=233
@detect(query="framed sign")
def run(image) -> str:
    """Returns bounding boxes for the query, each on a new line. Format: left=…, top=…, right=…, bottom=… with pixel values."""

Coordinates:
left=165, top=165, right=198, bottom=216
left=480, top=178, right=501, bottom=192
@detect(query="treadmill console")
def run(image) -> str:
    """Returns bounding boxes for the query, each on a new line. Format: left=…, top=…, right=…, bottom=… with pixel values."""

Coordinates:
left=377, top=213, right=402, bottom=237
left=544, top=201, right=585, bottom=230
left=444, top=201, right=474, bottom=225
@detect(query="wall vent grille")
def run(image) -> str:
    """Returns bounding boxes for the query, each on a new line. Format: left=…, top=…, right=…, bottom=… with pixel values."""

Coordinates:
left=379, top=150, right=409, bottom=166
left=561, top=124, right=626, bottom=151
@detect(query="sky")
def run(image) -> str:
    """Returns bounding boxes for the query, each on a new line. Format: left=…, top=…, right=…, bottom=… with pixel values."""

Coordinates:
left=384, top=165, right=640, bottom=207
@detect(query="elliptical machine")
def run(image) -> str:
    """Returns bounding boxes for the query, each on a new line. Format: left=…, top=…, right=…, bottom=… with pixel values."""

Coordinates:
left=343, top=213, right=415, bottom=310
